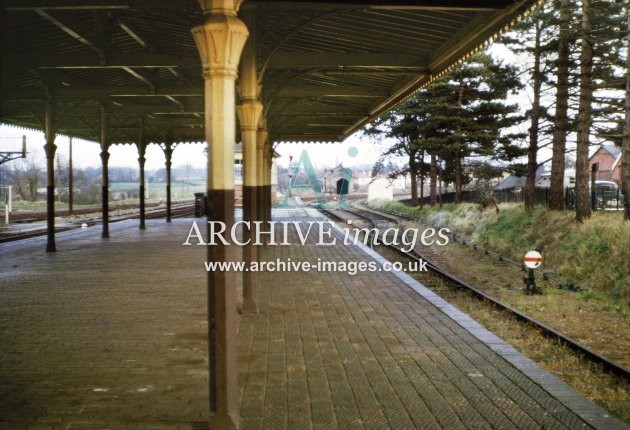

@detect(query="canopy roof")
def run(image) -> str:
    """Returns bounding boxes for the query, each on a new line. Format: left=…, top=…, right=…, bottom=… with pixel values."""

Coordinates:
left=1, top=0, right=539, bottom=145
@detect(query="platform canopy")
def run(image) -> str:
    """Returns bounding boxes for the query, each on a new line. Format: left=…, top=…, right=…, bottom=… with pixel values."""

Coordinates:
left=1, top=0, right=540, bottom=144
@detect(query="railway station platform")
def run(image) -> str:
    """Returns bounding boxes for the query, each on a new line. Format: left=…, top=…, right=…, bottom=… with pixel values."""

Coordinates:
left=0, top=208, right=625, bottom=430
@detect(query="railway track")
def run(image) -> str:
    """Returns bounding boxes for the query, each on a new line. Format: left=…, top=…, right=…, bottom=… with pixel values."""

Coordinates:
left=0, top=202, right=195, bottom=244
left=8, top=202, right=164, bottom=224
left=318, top=204, right=630, bottom=384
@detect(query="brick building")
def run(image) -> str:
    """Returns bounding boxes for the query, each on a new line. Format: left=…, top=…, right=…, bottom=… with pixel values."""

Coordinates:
left=589, top=144, right=622, bottom=186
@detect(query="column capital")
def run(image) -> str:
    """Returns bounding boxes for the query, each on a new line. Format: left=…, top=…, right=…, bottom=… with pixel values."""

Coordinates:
left=197, top=0, right=243, bottom=16
left=43, top=142, right=57, bottom=158
left=192, top=13, right=248, bottom=79
left=236, top=100, right=263, bottom=132
left=100, top=150, right=110, bottom=164
left=136, top=138, right=148, bottom=158
left=161, top=142, right=174, bottom=160
left=256, top=129, right=268, bottom=150
left=136, top=142, right=147, bottom=158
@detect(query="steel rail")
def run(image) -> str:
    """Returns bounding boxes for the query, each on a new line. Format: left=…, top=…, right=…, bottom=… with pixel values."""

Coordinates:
left=0, top=203, right=195, bottom=243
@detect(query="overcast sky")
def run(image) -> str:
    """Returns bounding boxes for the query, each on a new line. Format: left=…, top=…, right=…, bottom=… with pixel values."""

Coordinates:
left=0, top=124, right=386, bottom=172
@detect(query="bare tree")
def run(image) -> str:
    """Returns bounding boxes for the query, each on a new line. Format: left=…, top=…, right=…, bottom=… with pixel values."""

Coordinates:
left=5, top=158, right=43, bottom=202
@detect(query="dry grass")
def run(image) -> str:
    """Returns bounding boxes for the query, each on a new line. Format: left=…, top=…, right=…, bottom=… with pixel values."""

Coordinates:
left=427, top=232, right=630, bottom=364
left=442, top=289, right=630, bottom=423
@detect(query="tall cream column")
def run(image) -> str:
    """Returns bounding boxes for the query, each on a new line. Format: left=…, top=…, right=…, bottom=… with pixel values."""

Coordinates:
left=256, top=126, right=268, bottom=228
left=191, top=1, right=248, bottom=428
left=263, top=143, right=273, bottom=222
left=236, top=8, right=262, bottom=314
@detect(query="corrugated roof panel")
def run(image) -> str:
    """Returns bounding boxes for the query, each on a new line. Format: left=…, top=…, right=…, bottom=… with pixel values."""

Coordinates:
left=2, top=0, right=539, bottom=144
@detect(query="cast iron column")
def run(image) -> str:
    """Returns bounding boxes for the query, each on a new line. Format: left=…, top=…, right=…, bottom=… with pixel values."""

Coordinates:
left=100, top=107, right=110, bottom=239
left=192, top=1, right=248, bottom=428
left=44, top=99, right=57, bottom=252
left=237, top=8, right=262, bottom=314
left=138, top=119, right=147, bottom=230
left=256, top=127, right=268, bottom=227
left=163, top=142, right=173, bottom=223
left=264, top=145, right=273, bottom=223
left=68, top=137, right=73, bottom=214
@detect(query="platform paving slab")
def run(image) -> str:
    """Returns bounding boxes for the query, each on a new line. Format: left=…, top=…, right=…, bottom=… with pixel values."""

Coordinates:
left=1, top=220, right=209, bottom=430
left=1, top=211, right=627, bottom=429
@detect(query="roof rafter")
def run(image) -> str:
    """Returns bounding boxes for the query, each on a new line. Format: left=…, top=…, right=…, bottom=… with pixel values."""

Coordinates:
left=118, top=18, right=156, bottom=51
left=2, top=85, right=203, bottom=99
left=269, top=52, right=426, bottom=69
left=276, top=84, right=390, bottom=97
left=34, top=9, right=107, bottom=62
left=2, top=53, right=200, bottom=70
left=6, top=0, right=197, bottom=10
left=249, top=0, right=508, bottom=10
left=122, top=67, right=157, bottom=93
left=3, top=0, right=539, bottom=144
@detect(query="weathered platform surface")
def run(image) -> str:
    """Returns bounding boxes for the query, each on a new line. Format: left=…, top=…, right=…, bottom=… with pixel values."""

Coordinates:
left=0, top=209, right=625, bottom=429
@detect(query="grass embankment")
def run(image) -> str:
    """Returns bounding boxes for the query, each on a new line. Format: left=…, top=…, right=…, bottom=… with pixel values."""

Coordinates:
left=380, top=200, right=629, bottom=301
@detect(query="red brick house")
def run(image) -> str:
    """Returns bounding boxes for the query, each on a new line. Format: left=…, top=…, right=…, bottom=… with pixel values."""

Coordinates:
left=589, top=144, right=622, bottom=186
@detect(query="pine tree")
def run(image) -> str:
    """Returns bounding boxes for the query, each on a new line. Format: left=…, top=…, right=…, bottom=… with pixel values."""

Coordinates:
left=574, top=0, right=625, bottom=221
left=500, top=3, right=559, bottom=209
left=427, top=53, right=525, bottom=202
left=620, top=7, right=629, bottom=220
left=367, top=52, right=525, bottom=205
left=589, top=0, right=626, bottom=147
left=575, top=0, right=594, bottom=222
left=364, top=103, right=425, bottom=206
left=549, top=0, right=576, bottom=210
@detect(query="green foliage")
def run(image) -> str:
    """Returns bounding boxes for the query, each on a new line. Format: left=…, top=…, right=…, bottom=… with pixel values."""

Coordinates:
left=427, top=53, right=526, bottom=164
left=366, top=51, right=526, bottom=203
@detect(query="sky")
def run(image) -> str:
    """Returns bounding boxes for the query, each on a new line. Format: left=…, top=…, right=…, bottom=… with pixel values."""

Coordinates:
left=0, top=124, right=385, bottom=172
left=0, top=126, right=205, bottom=170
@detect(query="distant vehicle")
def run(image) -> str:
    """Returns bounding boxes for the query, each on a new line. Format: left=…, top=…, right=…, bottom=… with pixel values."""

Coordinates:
left=592, top=180, right=624, bottom=210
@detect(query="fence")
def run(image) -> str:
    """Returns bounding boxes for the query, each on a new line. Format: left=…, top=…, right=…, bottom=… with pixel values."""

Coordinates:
left=493, top=187, right=624, bottom=211
left=399, top=186, right=624, bottom=211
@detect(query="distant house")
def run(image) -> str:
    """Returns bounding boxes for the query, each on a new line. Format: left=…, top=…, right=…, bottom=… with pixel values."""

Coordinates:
left=352, top=170, right=372, bottom=187
left=535, top=167, right=575, bottom=189
left=589, top=144, right=622, bottom=186
left=494, top=162, right=577, bottom=193
left=495, top=164, right=559, bottom=191
left=494, top=174, right=527, bottom=192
